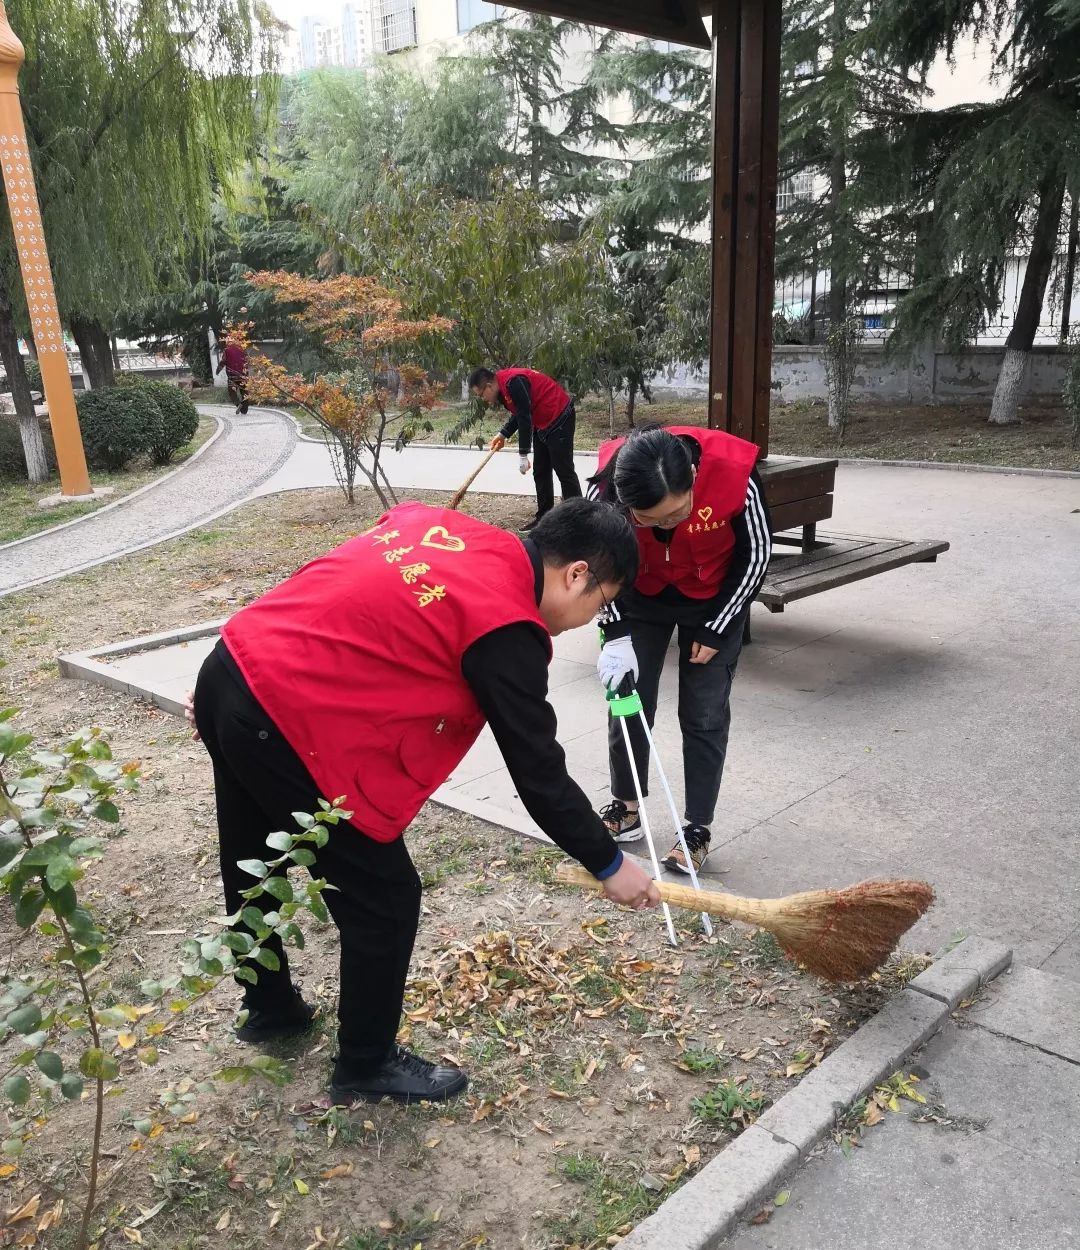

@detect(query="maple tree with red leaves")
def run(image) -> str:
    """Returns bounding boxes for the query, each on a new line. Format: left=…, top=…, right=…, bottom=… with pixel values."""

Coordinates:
left=229, top=273, right=453, bottom=504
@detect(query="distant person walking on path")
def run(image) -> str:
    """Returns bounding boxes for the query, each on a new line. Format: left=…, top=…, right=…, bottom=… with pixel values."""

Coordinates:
left=589, top=425, right=772, bottom=876
left=216, top=333, right=250, bottom=415
left=470, top=366, right=582, bottom=531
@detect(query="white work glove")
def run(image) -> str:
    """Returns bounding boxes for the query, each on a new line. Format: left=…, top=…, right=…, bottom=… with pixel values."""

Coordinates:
left=597, top=635, right=639, bottom=691
left=519, top=455, right=531, bottom=475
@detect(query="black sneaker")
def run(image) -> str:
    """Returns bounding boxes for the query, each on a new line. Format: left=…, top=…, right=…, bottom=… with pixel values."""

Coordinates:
left=329, top=1045, right=468, bottom=1106
left=519, top=514, right=543, bottom=532
left=239, top=400, right=250, bottom=414
left=236, top=986, right=317, bottom=1043
left=600, top=799, right=644, bottom=843
left=663, top=824, right=711, bottom=874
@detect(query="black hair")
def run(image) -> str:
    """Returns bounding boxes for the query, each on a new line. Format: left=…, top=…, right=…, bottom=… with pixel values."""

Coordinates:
left=587, top=424, right=694, bottom=511
left=468, top=367, right=496, bottom=390
left=530, top=497, right=639, bottom=592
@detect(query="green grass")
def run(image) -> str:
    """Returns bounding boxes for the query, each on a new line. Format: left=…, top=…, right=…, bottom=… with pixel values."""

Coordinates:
left=347, top=1212, right=442, bottom=1250
left=676, top=1045, right=729, bottom=1075
left=691, top=1079, right=770, bottom=1131
left=0, top=415, right=216, bottom=544
left=546, top=1153, right=665, bottom=1248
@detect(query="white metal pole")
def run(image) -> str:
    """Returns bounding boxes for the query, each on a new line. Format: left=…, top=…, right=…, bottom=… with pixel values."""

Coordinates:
left=635, top=712, right=714, bottom=937
left=617, top=715, right=678, bottom=947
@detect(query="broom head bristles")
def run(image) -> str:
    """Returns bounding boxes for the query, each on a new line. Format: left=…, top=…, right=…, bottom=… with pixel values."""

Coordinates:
left=554, top=864, right=935, bottom=983
left=735, top=878, right=935, bottom=982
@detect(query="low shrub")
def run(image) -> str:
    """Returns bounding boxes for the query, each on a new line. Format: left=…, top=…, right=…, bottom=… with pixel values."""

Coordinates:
left=75, top=387, right=160, bottom=470
left=133, top=380, right=200, bottom=464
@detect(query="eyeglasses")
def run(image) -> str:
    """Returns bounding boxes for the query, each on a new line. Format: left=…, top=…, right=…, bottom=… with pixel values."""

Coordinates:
left=628, top=489, right=694, bottom=530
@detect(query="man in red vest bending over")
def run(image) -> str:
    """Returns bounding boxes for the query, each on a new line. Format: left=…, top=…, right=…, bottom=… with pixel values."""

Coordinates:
left=469, top=366, right=582, bottom=531
left=188, top=498, right=658, bottom=1108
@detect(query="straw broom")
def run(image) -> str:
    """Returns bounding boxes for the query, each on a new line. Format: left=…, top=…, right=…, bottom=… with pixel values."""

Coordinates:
left=556, top=864, right=934, bottom=983
left=448, top=446, right=499, bottom=511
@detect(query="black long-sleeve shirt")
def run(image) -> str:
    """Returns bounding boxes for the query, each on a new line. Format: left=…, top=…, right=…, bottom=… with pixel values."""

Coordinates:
left=598, top=457, right=773, bottom=650
left=497, top=375, right=535, bottom=457
left=459, top=540, right=620, bottom=877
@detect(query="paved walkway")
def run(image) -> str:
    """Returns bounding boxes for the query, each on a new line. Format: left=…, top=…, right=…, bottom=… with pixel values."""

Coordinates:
left=0, top=405, right=296, bottom=598
left=723, top=962, right=1080, bottom=1250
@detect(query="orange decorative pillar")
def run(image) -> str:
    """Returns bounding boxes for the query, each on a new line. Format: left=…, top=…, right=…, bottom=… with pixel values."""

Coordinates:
left=0, top=1, right=91, bottom=496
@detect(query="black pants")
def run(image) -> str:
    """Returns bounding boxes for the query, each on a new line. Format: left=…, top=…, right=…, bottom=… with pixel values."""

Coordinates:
left=608, top=606, right=748, bottom=829
left=533, top=405, right=582, bottom=516
left=226, top=373, right=247, bottom=409
left=193, top=649, right=421, bottom=1081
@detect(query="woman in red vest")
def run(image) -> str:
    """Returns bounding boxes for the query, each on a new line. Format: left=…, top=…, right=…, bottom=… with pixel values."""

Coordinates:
left=589, top=425, right=772, bottom=875
left=186, top=499, right=658, bottom=1108
left=469, top=366, right=582, bottom=530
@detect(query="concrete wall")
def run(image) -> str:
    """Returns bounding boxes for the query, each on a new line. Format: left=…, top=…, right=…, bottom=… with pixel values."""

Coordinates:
left=652, top=345, right=1071, bottom=405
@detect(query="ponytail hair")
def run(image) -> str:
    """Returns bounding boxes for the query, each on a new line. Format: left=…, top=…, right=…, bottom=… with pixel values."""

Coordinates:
left=587, top=424, right=694, bottom=511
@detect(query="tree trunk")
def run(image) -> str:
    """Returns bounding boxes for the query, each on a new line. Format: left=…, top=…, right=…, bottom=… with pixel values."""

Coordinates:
left=24, top=328, right=38, bottom=361
left=825, top=3, right=849, bottom=430
left=70, top=316, right=116, bottom=389
left=626, top=380, right=638, bottom=428
left=110, top=334, right=122, bottom=371
left=1059, top=192, right=1078, bottom=343
left=0, top=290, right=48, bottom=483
left=529, top=66, right=541, bottom=194
left=608, top=387, right=616, bottom=437
left=989, top=170, right=1066, bottom=426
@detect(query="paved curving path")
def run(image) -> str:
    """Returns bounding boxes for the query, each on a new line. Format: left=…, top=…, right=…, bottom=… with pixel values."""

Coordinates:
left=0, top=405, right=296, bottom=598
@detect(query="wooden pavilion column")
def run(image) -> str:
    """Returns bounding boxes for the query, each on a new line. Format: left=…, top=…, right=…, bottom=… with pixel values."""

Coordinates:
left=707, top=0, right=782, bottom=459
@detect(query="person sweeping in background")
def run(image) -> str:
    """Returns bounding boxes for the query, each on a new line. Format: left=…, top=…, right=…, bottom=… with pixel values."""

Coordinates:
left=215, top=331, right=249, bottom=415
left=589, top=425, right=772, bottom=876
left=469, top=366, right=582, bottom=530
left=186, top=498, right=659, bottom=1108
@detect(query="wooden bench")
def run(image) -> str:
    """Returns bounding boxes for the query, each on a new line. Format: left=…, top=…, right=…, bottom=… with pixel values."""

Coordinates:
left=757, top=455, right=838, bottom=553
left=756, top=532, right=950, bottom=614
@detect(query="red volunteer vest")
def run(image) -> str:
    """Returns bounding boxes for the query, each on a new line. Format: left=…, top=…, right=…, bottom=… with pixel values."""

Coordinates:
left=496, top=368, right=571, bottom=431
left=597, top=426, right=759, bottom=599
left=221, top=502, right=550, bottom=841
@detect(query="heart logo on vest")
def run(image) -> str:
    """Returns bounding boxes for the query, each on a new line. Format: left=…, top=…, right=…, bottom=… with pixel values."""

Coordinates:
left=697, top=506, right=713, bottom=522
left=420, top=526, right=466, bottom=552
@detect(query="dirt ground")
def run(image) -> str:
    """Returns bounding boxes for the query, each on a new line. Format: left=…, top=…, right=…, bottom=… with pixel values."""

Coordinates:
left=192, top=385, right=1080, bottom=471
left=572, top=397, right=1080, bottom=470
left=0, top=488, right=927, bottom=1250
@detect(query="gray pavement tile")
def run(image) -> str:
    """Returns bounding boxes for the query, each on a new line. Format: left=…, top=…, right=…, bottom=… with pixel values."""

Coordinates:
left=967, top=965, right=1080, bottom=1062
left=722, top=1109, right=1080, bottom=1250
left=914, top=1023, right=1080, bottom=1168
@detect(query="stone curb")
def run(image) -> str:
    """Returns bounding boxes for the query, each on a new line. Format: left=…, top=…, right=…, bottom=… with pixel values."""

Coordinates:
left=834, top=456, right=1080, bottom=480
left=617, top=935, right=1013, bottom=1250
left=57, top=620, right=227, bottom=718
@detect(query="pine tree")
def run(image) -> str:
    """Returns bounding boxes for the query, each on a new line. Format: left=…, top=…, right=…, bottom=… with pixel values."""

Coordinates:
left=467, top=12, right=606, bottom=209
left=778, top=0, right=925, bottom=426
left=582, top=37, right=713, bottom=405
left=863, top=0, right=1080, bottom=424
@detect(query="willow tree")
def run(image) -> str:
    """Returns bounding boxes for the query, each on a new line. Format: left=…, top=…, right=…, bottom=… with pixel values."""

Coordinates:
left=1, top=0, right=278, bottom=479
left=283, top=57, right=512, bottom=246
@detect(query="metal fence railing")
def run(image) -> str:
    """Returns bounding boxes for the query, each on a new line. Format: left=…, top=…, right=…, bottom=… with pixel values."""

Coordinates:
left=773, top=199, right=1080, bottom=347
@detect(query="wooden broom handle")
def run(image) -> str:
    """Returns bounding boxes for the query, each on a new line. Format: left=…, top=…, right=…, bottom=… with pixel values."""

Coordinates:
left=448, top=446, right=499, bottom=510
left=557, top=863, right=763, bottom=925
